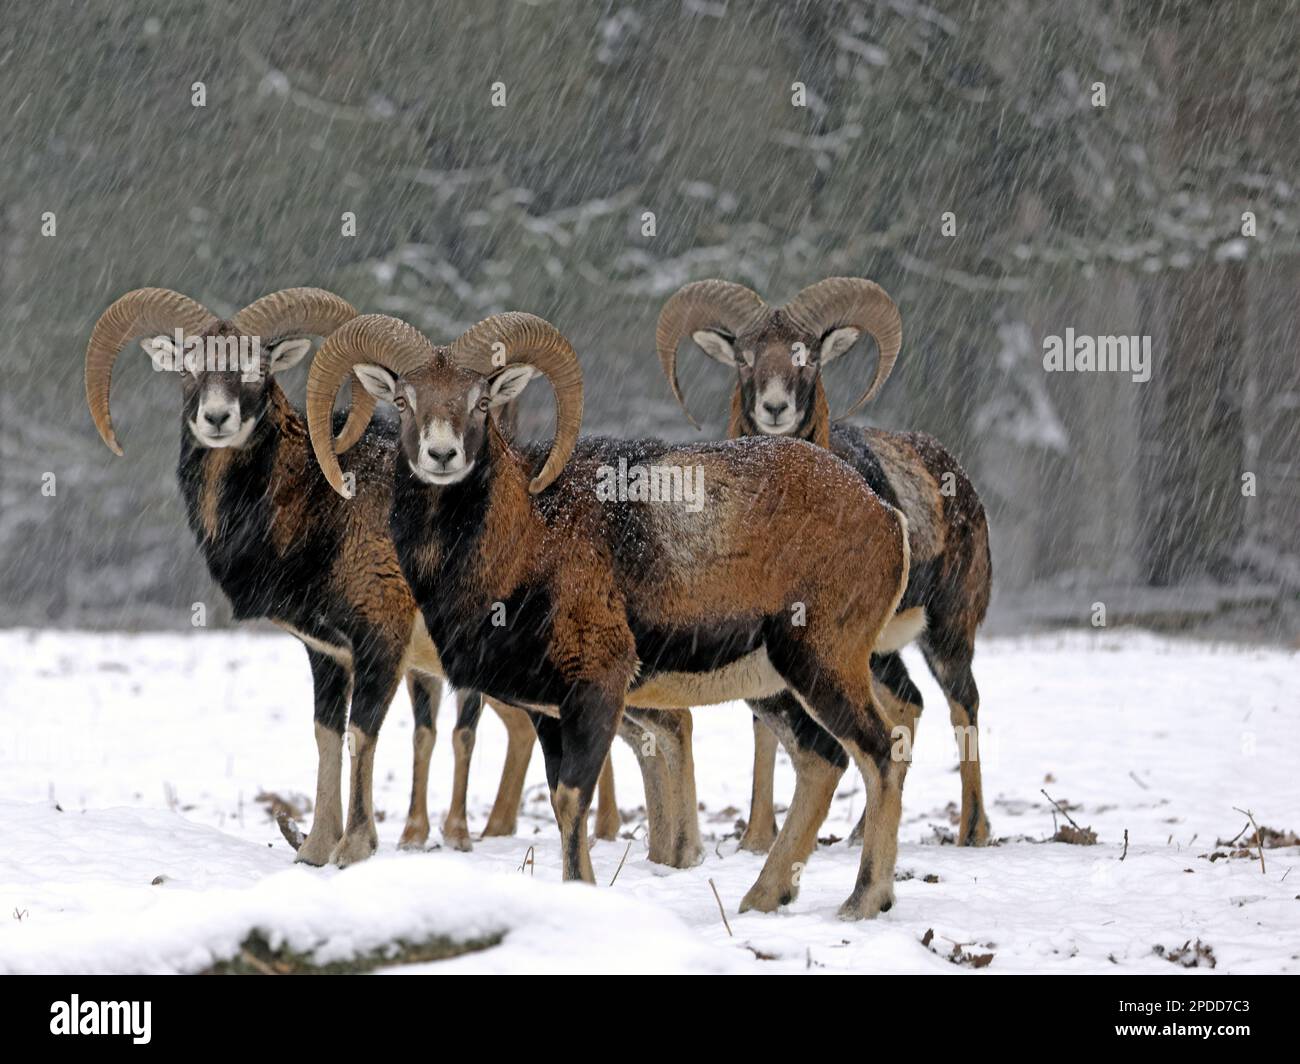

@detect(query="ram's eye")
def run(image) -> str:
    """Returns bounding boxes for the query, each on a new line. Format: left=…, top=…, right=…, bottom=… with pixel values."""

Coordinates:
left=477, top=396, right=491, bottom=412
left=394, top=396, right=408, bottom=412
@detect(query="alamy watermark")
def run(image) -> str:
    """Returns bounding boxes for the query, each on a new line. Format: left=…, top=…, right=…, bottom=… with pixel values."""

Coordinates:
left=50, top=995, right=151, bottom=1044
left=594, top=458, right=705, bottom=512
left=1043, top=329, right=1151, bottom=383
left=146, top=330, right=264, bottom=382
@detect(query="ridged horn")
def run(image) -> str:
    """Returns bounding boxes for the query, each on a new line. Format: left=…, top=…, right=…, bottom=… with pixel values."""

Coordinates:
left=231, top=287, right=366, bottom=451
left=85, top=288, right=217, bottom=455
left=305, top=315, right=435, bottom=497
left=449, top=312, right=583, bottom=494
left=333, top=378, right=378, bottom=453
left=654, top=280, right=767, bottom=429
left=783, top=277, right=902, bottom=420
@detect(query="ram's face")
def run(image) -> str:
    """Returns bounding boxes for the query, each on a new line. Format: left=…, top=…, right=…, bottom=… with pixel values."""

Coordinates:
left=691, top=314, right=821, bottom=434
left=352, top=355, right=535, bottom=486
left=140, top=322, right=312, bottom=448
left=692, top=314, right=859, bottom=437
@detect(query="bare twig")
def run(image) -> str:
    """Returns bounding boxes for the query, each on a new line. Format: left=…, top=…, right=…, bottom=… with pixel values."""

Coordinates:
left=1128, top=771, right=1150, bottom=791
left=708, top=878, right=733, bottom=937
left=1120, top=828, right=1129, bottom=861
left=1041, top=789, right=1082, bottom=830
left=609, top=839, right=633, bottom=886
left=1220, top=821, right=1251, bottom=847
left=519, top=845, right=535, bottom=876
left=1232, top=807, right=1266, bottom=874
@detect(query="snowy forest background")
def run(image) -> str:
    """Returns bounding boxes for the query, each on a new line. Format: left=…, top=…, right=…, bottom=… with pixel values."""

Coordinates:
left=1, top=0, right=1296, bottom=641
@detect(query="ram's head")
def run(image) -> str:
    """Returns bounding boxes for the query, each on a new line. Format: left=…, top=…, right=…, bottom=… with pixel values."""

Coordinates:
left=655, top=277, right=902, bottom=438
left=86, top=287, right=363, bottom=453
left=306, top=312, right=582, bottom=496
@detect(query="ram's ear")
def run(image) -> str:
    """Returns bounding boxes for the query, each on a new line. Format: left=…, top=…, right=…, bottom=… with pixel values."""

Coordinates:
left=691, top=329, right=737, bottom=366
left=267, top=337, right=314, bottom=374
left=353, top=363, right=399, bottom=403
left=140, top=335, right=180, bottom=373
left=488, top=364, right=536, bottom=406
left=818, top=327, right=861, bottom=364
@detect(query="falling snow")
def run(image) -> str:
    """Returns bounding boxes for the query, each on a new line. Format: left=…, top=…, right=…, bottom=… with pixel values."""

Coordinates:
left=0, top=3, right=1296, bottom=977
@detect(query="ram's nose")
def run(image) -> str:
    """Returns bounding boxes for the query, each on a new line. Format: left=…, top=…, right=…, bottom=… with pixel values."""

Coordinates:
left=425, top=445, right=460, bottom=468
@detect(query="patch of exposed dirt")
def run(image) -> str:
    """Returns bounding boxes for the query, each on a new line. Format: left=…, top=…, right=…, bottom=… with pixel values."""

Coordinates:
left=1153, top=939, right=1216, bottom=969
left=921, top=928, right=994, bottom=969
left=204, top=929, right=504, bottom=974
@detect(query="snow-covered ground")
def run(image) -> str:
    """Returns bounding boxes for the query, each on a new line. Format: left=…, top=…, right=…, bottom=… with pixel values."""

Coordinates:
left=0, top=627, right=1296, bottom=974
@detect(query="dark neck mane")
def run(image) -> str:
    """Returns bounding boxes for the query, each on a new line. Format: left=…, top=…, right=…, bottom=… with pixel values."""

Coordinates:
left=393, top=421, right=542, bottom=604
left=175, top=381, right=317, bottom=620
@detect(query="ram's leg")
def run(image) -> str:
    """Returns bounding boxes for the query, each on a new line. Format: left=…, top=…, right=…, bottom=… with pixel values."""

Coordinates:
left=660, top=710, right=702, bottom=866
left=819, top=693, right=907, bottom=922
left=530, top=711, right=571, bottom=876
left=618, top=710, right=672, bottom=861
left=550, top=685, right=623, bottom=883
left=739, top=713, right=780, bottom=853
left=592, top=756, right=621, bottom=841
left=441, top=690, right=483, bottom=851
left=399, top=672, right=442, bottom=851
left=838, top=737, right=909, bottom=921
left=739, top=749, right=841, bottom=912
left=765, top=625, right=909, bottom=920
left=330, top=645, right=403, bottom=868
left=530, top=711, right=563, bottom=791
left=739, top=692, right=847, bottom=912
left=296, top=648, right=352, bottom=866
left=848, top=653, right=924, bottom=846
left=621, top=708, right=702, bottom=867
left=482, top=699, right=536, bottom=837
left=921, top=642, right=989, bottom=846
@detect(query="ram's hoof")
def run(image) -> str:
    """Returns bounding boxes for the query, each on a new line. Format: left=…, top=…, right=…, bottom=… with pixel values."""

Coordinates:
left=441, top=820, right=474, bottom=852
left=675, top=839, right=706, bottom=869
left=837, top=884, right=894, bottom=921
left=738, top=878, right=795, bottom=914
left=294, top=828, right=341, bottom=867
left=481, top=815, right=518, bottom=838
left=329, top=830, right=378, bottom=867
left=737, top=819, right=778, bottom=854
left=397, top=817, right=430, bottom=851
left=958, top=813, right=991, bottom=847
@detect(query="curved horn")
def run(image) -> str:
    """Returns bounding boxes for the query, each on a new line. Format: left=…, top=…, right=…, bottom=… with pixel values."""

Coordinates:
left=232, top=287, right=367, bottom=452
left=305, top=315, right=435, bottom=497
left=654, top=280, right=767, bottom=429
left=85, top=288, right=217, bottom=455
left=331, top=378, right=378, bottom=453
left=783, top=277, right=902, bottom=421
left=231, top=286, right=357, bottom=341
left=449, top=312, right=583, bottom=494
